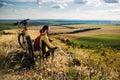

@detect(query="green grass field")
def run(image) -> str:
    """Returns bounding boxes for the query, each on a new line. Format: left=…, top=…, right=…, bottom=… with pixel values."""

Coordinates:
left=0, top=23, right=16, bottom=31
left=0, top=23, right=17, bottom=35
left=72, top=34, right=120, bottom=49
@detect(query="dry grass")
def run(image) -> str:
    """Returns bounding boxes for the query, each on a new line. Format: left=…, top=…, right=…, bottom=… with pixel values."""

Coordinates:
left=0, top=40, right=119, bottom=80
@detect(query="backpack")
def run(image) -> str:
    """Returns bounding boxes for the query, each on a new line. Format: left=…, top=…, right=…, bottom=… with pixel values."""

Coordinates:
left=33, top=34, right=41, bottom=51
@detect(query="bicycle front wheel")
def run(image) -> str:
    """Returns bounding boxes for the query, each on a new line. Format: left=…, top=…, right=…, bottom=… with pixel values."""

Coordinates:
left=18, top=33, right=27, bottom=50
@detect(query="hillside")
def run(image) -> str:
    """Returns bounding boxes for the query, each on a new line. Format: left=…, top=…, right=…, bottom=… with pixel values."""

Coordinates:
left=0, top=34, right=120, bottom=80
left=0, top=24, right=120, bottom=80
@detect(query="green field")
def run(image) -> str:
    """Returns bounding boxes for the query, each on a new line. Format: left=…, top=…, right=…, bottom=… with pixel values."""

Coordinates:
left=72, top=34, right=120, bottom=49
left=0, top=23, right=17, bottom=34
left=0, top=23, right=16, bottom=31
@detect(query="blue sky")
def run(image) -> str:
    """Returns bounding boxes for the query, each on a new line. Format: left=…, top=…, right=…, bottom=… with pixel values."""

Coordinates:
left=0, top=0, right=120, bottom=20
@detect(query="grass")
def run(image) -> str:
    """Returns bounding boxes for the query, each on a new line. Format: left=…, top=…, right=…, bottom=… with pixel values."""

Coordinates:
left=72, top=34, right=120, bottom=49
left=0, top=22, right=16, bottom=31
left=67, top=46, right=120, bottom=80
left=0, top=38, right=119, bottom=80
left=0, top=22, right=17, bottom=35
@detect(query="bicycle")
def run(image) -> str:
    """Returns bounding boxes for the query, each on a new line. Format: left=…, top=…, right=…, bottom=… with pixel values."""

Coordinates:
left=14, top=19, right=34, bottom=66
left=2, top=19, right=35, bottom=70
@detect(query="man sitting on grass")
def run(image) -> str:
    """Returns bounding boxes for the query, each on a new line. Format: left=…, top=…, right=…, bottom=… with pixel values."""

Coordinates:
left=34, top=25, right=57, bottom=59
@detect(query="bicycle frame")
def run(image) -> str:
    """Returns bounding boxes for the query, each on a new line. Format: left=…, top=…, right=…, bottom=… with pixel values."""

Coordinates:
left=15, top=19, right=34, bottom=61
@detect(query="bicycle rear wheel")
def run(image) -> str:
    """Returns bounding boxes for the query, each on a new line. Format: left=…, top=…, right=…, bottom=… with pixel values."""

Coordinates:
left=18, top=33, right=27, bottom=50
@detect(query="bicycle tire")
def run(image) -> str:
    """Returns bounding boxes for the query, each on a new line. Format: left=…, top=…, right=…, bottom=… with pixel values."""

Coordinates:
left=18, top=34, right=34, bottom=65
left=18, top=33, right=27, bottom=50
left=26, top=36, right=34, bottom=60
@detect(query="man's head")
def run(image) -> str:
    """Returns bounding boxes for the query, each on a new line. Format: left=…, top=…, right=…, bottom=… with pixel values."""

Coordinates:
left=40, top=25, right=50, bottom=34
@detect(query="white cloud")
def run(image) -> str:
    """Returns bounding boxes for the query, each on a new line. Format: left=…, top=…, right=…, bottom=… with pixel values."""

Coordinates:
left=1, top=0, right=120, bottom=20
left=51, top=3, right=68, bottom=9
left=37, top=0, right=119, bottom=9
left=52, top=4, right=65, bottom=9
left=0, top=7, right=120, bottom=20
left=9, top=0, right=36, bottom=2
left=63, top=3, right=68, bottom=7
left=51, top=2, right=68, bottom=9
left=74, top=8, right=120, bottom=20
left=0, top=2, right=13, bottom=8
left=103, top=0, right=119, bottom=3
left=37, top=0, right=74, bottom=3
left=37, top=0, right=74, bottom=8
left=86, top=0, right=103, bottom=6
left=36, top=0, right=120, bottom=9
left=101, top=0, right=120, bottom=6
left=85, top=0, right=120, bottom=7
left=74, top=0, right=88, bottom=4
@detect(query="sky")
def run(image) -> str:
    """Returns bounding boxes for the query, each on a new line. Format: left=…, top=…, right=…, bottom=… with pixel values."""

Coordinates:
left=0, top=0, right=120, bottom=20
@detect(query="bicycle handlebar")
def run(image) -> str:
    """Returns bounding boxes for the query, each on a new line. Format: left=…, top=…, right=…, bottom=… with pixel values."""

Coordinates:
left=14, top=19, right=30, bottom=26
left=20, top=19, right=29, bottom=24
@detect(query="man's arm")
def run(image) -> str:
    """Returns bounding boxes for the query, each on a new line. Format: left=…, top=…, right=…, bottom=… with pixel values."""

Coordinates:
left=43, top=36, right=54, bottom=48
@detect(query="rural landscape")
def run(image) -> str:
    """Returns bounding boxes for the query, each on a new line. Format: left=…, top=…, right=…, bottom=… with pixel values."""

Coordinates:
left=0, top=0, right=120, bottom=80
left=0, top=20, right=120, bottom=80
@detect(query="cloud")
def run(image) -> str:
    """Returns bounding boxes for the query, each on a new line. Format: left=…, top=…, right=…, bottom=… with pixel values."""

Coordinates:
left=86, top=0, right=103, bottom=5
left=37, top=0, right=74, bottom=3
left=36, top=0, right=118, bottom=9
left=51, top=3, right=68, bottom=9
left=52, top=4, right=65, bottom=9
left=0, top=2, right=13, bottom=8
left=37, top=0, right=74, bottom=8
left=85, top=0, right=120, bottom=7
left=74, top=0, right=88, bottom=4
left=103, top=0, right=119, bottom=3
left=8, top=0, right=36, bottom=2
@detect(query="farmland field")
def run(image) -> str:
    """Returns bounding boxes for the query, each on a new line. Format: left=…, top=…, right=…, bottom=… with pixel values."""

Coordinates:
left=60, top=24, right=120, bottom=39
left=72, top=34, right=120, bottom=49
left=0, top=23, right=120, bottom=48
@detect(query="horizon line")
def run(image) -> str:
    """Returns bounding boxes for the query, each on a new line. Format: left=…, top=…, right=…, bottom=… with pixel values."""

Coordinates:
left=0, top=19, right=120, bottom=21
